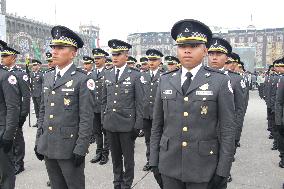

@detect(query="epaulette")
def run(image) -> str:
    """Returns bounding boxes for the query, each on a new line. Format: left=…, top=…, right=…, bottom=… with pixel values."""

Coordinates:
left=161, top=68, right=180, bottom=76
left=204, top=66, right=225, bottom=75
left=76, top=68, right=87, bottom=74
left=129, top=67, right=140, bottom=72
left=227, top=70, right=240, bottom=75
left=105, top=66, right=112, bottom=70
left=45, top=67, right=55, bottom=73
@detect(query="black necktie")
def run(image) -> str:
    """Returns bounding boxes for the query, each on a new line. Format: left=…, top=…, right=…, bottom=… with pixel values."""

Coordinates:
left=97, top=70, right=100, bottom=76
left=54, top=72, right=61, bottom=86
left=115, top=69, right=120, bottom=83
left=182, top=72, right=193, bottom=95
left=151, top=72, right=154, bottom=81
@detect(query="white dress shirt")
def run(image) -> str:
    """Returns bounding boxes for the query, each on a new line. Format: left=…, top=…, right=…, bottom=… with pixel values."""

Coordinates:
left=115, top=63, right=127, bottom=80
left=181, top=64, right=202, bottom=86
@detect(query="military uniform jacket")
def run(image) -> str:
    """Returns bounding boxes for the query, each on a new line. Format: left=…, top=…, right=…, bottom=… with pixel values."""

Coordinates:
left=150, top=66, right=235, bottom=183
left=0, top=65, right=21, bottom=140
left=270, top=74, right=280, bottom=113
left=31, top=71, right=43, bottom=97
left=226, top=71, right=246, bottom=137
left=275, top=75, right=284, bottom=126
left=36, top=64, right=95, bottom=159
left=264, top=74, right=276, bottom=109
left=91, top=68, right=105, bottom=113
left=141, top=70, right=162, bottom=120
left=102, top=66, right=144, bottom=132
left=10, top=66, right=31, bottom=118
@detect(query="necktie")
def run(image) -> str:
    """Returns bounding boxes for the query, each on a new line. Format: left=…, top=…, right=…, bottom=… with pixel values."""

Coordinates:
left=115, top=69, right=120, bottom=83
left=54, top=72, right=61, bottom=86
left=182, top=72, right=193, bottom=95
left=97, top=70, right=100, bottom=76
left=151, top=72, right=154, bottom=81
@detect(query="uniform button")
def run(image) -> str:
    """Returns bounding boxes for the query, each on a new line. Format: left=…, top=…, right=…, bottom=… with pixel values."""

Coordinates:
left=183, top=127, right=188, bottom=132
left=115, top=93, right=117, bottom=95
left=49, top=115, right=54, bottom=119
left=151, top=83, right=153, bottom=85
left=96, top=92, right=98, bottom=94
left=203, top=98, right=206, bottom=101
left=150, top=89, right=153, bottom=91
left=114, top=101, right=116, bottom=103
left=50, top=103, right=55, bottom=106
left=116, top=85, right=118, bottom=88
left=70, top=134, right=73, bottom=138
left=182, top=142, right=187, bottom=147
left=183, top=112, right=189, bottom=117
left=96, top=86, right=98, bottom=88
left=52, top=91, right=55, bottom=95
left=96, top=97, right=99, bottom=100
left=149, top=102, right=152, bottom=104
left=48, top=126, right=53, bottom=131
left=184, top=97, right=189, bottom=101
left=210, top=150, right=214, bottom=155
left=150, top=96, right=152, bottom=98
left=113, top=109, right=116, bottom=112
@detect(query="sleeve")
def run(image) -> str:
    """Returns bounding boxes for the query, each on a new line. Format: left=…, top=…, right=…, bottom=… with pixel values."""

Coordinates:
left=2, top=73, right=21, bottom=140
left=134, top=72, right=144, bottom=129
left=149, top=80, right=164, bottom=166
left=73, top=76, right=95, bottom=156
left=35, top=77, right=45, bottom=145
left=275, top=77, right=284, bottom=126
left=101, top=77, right=107, bottom=124
left=19, top=73, right=31, bottom=117
left=216, top=76, right=236, bottom=177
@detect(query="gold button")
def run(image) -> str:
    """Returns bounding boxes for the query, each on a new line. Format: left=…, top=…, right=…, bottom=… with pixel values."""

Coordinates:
left=70, top=134, right=73, bottom=138
left=184, top=97, right=188, bottom=101
left=66, top=93, right=69, bottom=95
left=150, top=89, right=153, bottom=91
left=116, top=85, right=118, bottom=88
left=48, top=126, right=53, bottom=131
left=96, top=86, right=98, bottom=88
left=50, top=103, right=55, bottom=106
left=115, top=93, right=117, bottom=95
left=150, top=102, right=152, bottom=104
left=114, top=101, right=116, bottom=103
left=203, top=98, right=206, bottom=101
left=183, top=112, right=188, bottom=117
left=49, top=115, right=54, bottom=119
left=150, top=96, right=152, bottom=98
left=183, top=127, right=188, bottom=132
left=113, top=109, right=116, bottom=112
left=151, top=83, right=153, bottom=85
left=52, top=91, right=55, bottom=95
left=210, top=150, right=213, bottom=155
left=182, top=142, right=187, bottom=147
left=96, top=97, right=99, bottom=99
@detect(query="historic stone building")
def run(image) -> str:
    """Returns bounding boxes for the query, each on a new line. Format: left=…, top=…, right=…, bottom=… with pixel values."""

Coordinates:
left=127, top=26, right=284, bottom=72
left=0, top=0, right=99, bottom=66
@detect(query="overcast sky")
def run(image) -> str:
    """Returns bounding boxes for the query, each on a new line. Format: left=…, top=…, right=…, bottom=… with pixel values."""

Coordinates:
left=6, top=0, right=284, bottom=46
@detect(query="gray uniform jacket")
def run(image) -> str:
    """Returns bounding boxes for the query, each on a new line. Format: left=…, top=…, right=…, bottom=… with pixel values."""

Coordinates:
left=102, top=66, right=144, bottom=132
left=141, top=70, right=162, bottom=120
left=0, top=65, right=21, bottom=140
left=150, top=66, right=235, bottom=183
left=31, top=71, right=43, bottom=97
left=275, top=75, right=284, bottom=126
left=91, top=68, right=105, bottom=113
left=10, top=66, right=30, bottom=118
left=36, top=64, right=94, bottom=159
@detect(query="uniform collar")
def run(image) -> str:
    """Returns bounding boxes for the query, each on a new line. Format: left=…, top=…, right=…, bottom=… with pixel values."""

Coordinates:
left=56, top=63, right=73, bottom=77
left=181, top=63, right=202, bottom=80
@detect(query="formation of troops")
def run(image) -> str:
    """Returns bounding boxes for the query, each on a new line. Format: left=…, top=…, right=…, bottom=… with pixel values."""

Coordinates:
left=0, top=18, right=282, bottom=189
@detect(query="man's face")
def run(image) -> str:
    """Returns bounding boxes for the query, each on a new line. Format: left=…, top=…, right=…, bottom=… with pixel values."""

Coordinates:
left=208, top=51, right=228, bottom=69
left=127, top=62, right=135, bottom=68
left=234, top=65, right=242, bottom=73
left=148, top=58, right=160, bottom=71
left=1, top=55, right=16, bottom=67
left=83, top=63, right=93, bottom=72
left=94, top=57, right=105, bottom=68
left=177, top=43, right=207, bottom=70
left=141, top=63, right=149, bottom=71
left=51, top=45, right=76, bottom=68
left=112, top=51, right=128, bottom=68
left=32, top=64, right=40, bottom=72
left=276, top=66, right=284, bottom=73
left=224, top=62, right=237, bottom=71
left=167, top=63, right=177, bottom=71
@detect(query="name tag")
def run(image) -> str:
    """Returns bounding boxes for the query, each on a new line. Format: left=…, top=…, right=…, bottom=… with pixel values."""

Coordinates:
left=62, top=88, right=75, bottom=92
left=44, top=87, right=49, bottom=90
left=163, top=90, right=172, bottom=95
left=196, top=91, right=213, bottom=96
left=123, top=82, right=131, bottom=85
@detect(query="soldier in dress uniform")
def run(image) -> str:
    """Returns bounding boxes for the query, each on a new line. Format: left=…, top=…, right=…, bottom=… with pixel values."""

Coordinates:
left=0, top=45, right=31, bottom=175
left=105, top=58, right=113, bottom=69
left=102, top=39, right=144, bottom=189
left=165, top=56, right=179, bottom=72
left=46, top=51, right=56, bottom=71
left=140, top=57, right=149, bottom=72
left=150, top=19, right=235, bottom=189
left=82, top=56, right=94, bottom=75
left=207, top=37, right=246, bottom=182
left=126, top=56, right=137, bottom=68
left=89, top=48, right=110, bottom=165
left=0, top=40, right=21, bottom=189
left=30, top=59, right=44, bottom=127
left=34, top=25, right=95, bottom=189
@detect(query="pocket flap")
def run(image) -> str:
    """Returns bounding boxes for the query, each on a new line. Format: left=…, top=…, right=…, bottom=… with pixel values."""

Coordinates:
left=60, top=127, right=78, bottom=139
left=198, top=139, right=218, bottom=156
left=159, top=135, right=169, bottom=151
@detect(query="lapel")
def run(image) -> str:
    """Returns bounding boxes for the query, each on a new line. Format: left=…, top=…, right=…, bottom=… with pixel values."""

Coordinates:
left=186, top=66, right=211, bottom=95
left=53, top=64, right=76, bottom=89
left=152, top=70, right=160, bottom=82
left=97, top=68, right=105, bottom=79
left=109, top=68, right=116, bottom=83
left=47, top=70, right=56, bottom=89
left=145, top=71, right=151, bottom=82
left=169, top=69, right=183, bottom=95
left=92, top=69, right=98, bottom=80
left=118, top=66, right=130, bottom=83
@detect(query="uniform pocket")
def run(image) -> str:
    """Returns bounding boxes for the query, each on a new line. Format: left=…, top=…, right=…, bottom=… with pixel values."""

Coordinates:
left=198, top=139, right=218, bottom=156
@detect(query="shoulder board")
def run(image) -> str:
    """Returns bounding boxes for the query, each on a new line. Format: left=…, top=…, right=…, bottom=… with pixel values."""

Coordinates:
left=129, top=67, right=140, bottom=72
left=227, top=70, right=240, bottom=75
left=76, top=68, right=87, bottom=74
left=161, top=68, right=180, bottom=76
left=45, top=67, right=55, bottom=73
left=204, top=66, right=225, bottom=75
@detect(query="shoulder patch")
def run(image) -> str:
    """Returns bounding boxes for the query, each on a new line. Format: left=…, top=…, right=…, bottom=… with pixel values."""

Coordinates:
left=87, top=79, right=95, bottom=90
left=161, top=68, right=180, bottom=76
left=23, top=74, right=29, bottom=81
left=204, top=66, right=225, bottom=75
left=8, top=75, right=17, bottom=85
left=228, top=70, right=240, bottom=75
left=129, top=67, right=140, bottom=72
left=76, top=68, right=87, bottom=75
